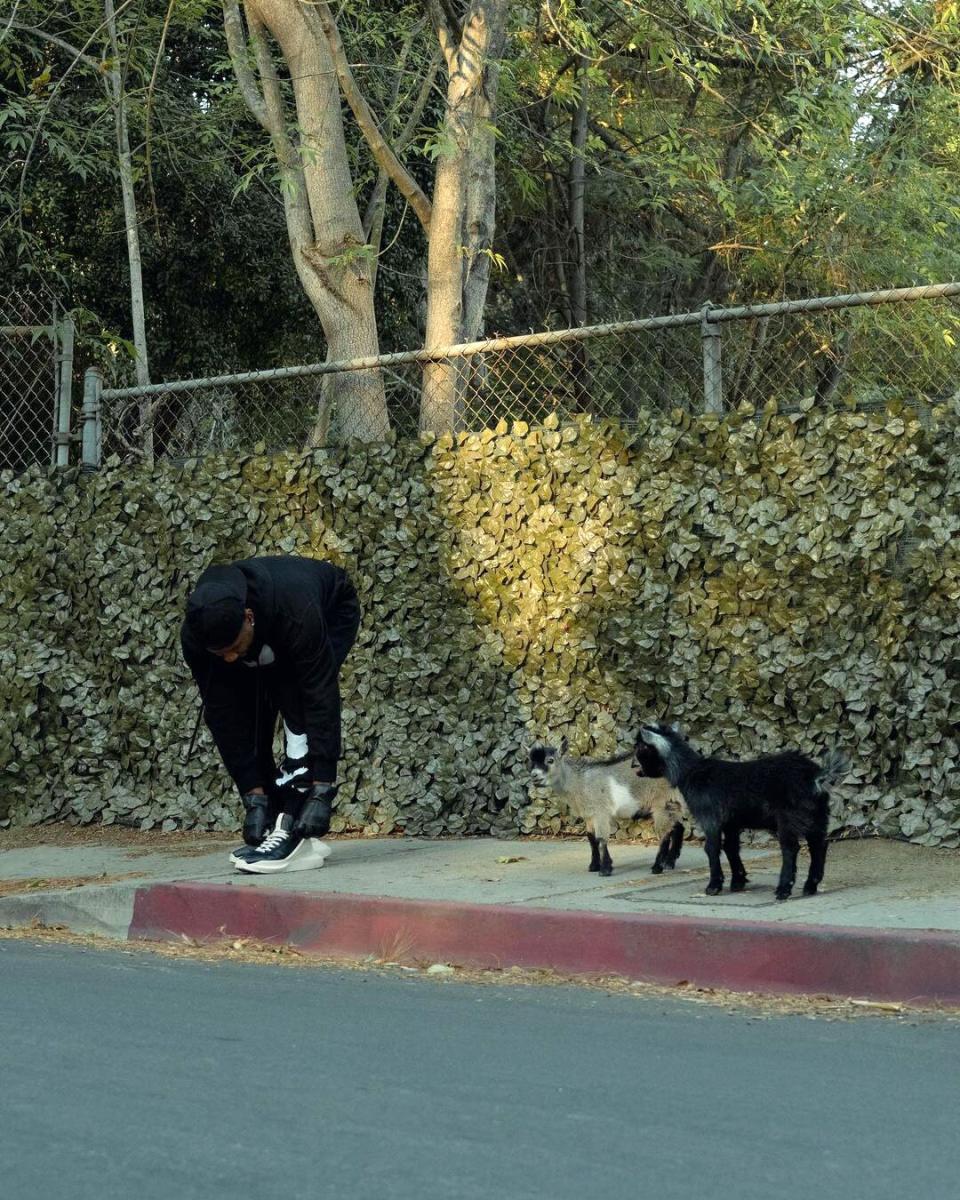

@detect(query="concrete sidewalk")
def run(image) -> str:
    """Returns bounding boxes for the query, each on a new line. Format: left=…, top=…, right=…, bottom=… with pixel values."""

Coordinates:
left=1, top=828, right=958, bottom=1004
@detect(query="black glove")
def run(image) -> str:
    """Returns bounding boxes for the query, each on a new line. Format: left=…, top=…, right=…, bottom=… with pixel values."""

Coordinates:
left=241, top=792, right=271, bottom=847
left=292, top=784, right=338, bottom=838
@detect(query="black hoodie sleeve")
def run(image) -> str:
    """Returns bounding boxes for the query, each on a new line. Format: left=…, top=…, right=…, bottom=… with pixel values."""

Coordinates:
left=180, top=624, right=266, bottom=794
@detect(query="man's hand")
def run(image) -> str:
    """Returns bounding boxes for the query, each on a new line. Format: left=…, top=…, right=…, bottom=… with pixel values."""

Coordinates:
left=292, top=784, right=338, bottom=838
left=241, top=791, right=271, bottom=846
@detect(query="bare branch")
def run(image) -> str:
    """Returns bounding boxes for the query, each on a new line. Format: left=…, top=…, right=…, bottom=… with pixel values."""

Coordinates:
left=427, top=0, right=458, bottom=73
left=305, top=2, right=432, bottom=232
left=397, top=48, right=442, bottom=148
left=222, top=0, right=270, bottom=130
left=7, top=22, right=104, bottom=72
left=0, top=1, right=25, bottom=52
left=243, top=7, right=316, bottom=282
left=144, top=0, right=177, bottom=234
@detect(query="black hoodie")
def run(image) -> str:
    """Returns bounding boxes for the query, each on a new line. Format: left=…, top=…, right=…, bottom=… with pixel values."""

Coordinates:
left=181, top=556, right=354, bottom=792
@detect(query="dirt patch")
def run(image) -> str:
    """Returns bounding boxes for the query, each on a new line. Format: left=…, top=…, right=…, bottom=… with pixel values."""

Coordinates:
left=822, top=837, right=960, bottom=896
left=0, top=822, right=404, bottom=853
left=0, top=872, right=146, bottom=898
left=0, top=824, right=234, bottom=853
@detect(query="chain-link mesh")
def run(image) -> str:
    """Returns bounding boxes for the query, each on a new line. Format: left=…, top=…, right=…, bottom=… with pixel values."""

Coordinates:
left=95, top=283, right=960, bottom=462
left=0, top=291, right=59, bottom=473
left=103, top=375, right=324, bottom=460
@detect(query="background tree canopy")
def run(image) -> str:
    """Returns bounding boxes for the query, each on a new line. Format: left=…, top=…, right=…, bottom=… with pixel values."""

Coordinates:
left=2, top=0, right=959, bottom=385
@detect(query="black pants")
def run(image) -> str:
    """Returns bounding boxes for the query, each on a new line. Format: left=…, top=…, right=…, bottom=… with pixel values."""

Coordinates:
left=245, top=573, right=361, bottom=815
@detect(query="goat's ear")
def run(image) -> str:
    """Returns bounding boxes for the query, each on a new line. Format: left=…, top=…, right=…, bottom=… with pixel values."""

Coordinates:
left=559, top=735, right=569, bottom=755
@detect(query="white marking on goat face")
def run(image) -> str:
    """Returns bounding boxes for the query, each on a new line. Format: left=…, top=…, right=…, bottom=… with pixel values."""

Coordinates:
left=607, top=778, right=639, bottom=819
left=640, top=727, right=673, bottom=759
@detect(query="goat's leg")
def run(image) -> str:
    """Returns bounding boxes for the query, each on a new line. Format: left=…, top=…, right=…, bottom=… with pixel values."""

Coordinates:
left=775, top=830, right=801, bottom=900
left=586, top=821, right=602, bottom=873
left=653, top=821, right=684, bottom=872
left=668, top=821, right=684, bottom=867
left=802, top=832, right=828, bottom=896
left=722, top=826, right=749, bottom=891
left=594, top=815, right=614, bottom=877
left=703, top=827, right=724, bottom=895
left=652, top=827, right=670, bottom=873
left=651, top=811, right=669, bottom=873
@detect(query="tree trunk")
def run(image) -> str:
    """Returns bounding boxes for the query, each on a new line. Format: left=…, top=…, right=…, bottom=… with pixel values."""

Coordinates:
left=568, top=54, right=588, bottom=331
left=421, top=1, right=508, bottom=434
left=567, top=52, right=589, bottom=411
left=104, top=0, right=153, bottom=460
left=226, top=0, right=389, bottom=441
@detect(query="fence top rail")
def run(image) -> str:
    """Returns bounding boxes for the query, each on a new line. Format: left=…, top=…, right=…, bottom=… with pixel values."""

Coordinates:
left=99, top=281, right=960, bottom=402
left=0, top=324, right=56, bottom=337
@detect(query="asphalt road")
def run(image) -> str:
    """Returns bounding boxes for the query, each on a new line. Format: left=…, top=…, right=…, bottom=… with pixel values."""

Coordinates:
left=2, top=940, right=957, bottom=1200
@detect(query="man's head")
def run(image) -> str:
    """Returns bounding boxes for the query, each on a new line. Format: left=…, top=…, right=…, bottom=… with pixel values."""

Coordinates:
left=184, top=565, right=256, bottom=663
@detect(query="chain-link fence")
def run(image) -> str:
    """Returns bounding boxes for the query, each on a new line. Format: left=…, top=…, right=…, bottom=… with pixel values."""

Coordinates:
left=56, top=281, right=960, bottom=463
left=0, top=292, right=74, bottom=473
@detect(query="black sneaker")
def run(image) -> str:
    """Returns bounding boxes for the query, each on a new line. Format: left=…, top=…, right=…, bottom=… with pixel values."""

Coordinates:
left=229, top=841, right=263, bottom=867
left=234, top=814, right=330, bottom=874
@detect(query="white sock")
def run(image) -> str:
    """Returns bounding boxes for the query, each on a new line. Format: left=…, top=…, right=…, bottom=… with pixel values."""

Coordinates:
left=283, top=722, right=308, bottom=762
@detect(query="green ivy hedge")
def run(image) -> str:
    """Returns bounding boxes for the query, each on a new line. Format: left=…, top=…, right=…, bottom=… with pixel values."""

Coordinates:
left=1, top=400, right=957, bottom=846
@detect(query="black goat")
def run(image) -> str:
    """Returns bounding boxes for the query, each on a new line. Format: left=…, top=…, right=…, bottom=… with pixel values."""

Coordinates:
left=634, top=722, right=848, bottom=900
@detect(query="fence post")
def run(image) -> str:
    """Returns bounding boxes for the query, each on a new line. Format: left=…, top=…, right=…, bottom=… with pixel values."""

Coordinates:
left=81, top=367, right=102, bottom=469
left=701, top=303, right=723, bottom=413
left=53, top=316, right=75, bottom=467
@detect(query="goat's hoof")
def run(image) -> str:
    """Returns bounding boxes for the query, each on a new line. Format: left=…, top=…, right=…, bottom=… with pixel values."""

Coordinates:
left=802, top=883, right=819, bottom=896
left=588, top=863, right=600, bottom=872
left=599, top=867, right=613, bottom=877
left=775, top=889, right=792, bottom=901
left=665, top=860, right=677, bottom=870
left=705, top=884, right=723, bottom=896
left=651, top=863, right=664, bottom=875
left=729, top=877, right=748, bottom=892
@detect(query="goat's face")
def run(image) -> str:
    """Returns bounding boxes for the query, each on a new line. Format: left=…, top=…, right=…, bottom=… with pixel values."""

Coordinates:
left=632, top=734, right=667, bottom=779
left=636, top=722, right=683, bottom=767
left=528, top=736, right=568, bottom=786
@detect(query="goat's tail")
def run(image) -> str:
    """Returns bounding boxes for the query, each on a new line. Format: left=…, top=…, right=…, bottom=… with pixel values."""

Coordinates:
left=816, top=749, right=849, bottom=790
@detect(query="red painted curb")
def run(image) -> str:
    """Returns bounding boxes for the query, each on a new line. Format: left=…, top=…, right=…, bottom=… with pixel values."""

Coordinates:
left=129, top=882, right=960, bottom=1005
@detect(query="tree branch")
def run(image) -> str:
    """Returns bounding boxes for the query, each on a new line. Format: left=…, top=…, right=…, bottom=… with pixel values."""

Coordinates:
left=427, top=0, right=459, bottom=72
left=144, top=0, right=177, bottom=235
left=8, top=22, right=103, bottom=71
left=305, top=2, right=432, bottom=232
left=222, top=0, right=270, bottom=130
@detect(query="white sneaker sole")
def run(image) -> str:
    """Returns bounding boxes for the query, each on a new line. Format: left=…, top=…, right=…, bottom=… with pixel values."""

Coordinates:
left=234, top=839, right=332, bottom=875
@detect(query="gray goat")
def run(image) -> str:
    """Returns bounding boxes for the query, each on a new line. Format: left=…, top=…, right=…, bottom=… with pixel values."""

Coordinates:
left=528, top=737, right=687, bottom=877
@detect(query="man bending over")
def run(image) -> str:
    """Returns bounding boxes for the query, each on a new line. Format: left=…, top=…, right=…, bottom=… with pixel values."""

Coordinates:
left=181, top=555, right=361, bottom=874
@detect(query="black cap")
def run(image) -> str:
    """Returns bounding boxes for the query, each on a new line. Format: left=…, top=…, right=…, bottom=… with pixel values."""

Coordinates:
left=184, top=564, right=247, bottom=651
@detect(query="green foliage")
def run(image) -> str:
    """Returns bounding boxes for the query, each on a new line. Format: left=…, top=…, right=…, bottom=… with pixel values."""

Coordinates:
left=0, top=1, right=321, bottom=377
left=2, top=0, right=960, bottom=398
left=1, top=403, right=958, bottom=845
left=493, top=0, right=960, bottom=333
